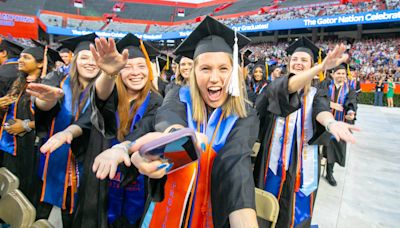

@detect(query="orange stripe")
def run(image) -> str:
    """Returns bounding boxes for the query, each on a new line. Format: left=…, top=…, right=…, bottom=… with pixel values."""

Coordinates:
left=69, top=153, right=76, bottom=214
left=40, top=119, right=56, bottom=202
left=277, top=116, right=290, bottom=201
left=62, top=150, right=72, bottom=210
left=295, top=96, right=306, bottom=192
left=290, top=192, right=297, bottom=228
left=0, top=109, right=8, bottom=139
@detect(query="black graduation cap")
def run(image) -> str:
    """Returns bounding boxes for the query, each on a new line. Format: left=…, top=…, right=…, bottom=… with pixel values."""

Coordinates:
left=28, top=39, right=64, bottom=65
left=0, top=38, right=26, bottom=57
left=116, top=33, right=159, bottom=60
left=286, top=37, right=326, bottom=63
left=173, top=16, right=251, bottom=59
left=331, top=63, right=346, bottom=73
left=243, top=49, right=253, bottom=58
left=347, top=64, right=356, bottom=71
left=174, top=55, right=182, bottom=64
left=59, top=33, right=98, bottom=54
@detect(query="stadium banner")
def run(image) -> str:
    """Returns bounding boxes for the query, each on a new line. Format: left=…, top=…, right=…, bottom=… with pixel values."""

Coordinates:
left=0, top=11, right=38, bottom=39
left=44, top=10, right=400, bottom=40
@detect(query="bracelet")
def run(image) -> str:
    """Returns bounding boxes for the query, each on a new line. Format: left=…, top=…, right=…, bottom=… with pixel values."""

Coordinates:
left=22, top=119, right=32, bottom=132
left=112, top=143, right=130, bottom=155
left=325, top=120, right=337, bottom=133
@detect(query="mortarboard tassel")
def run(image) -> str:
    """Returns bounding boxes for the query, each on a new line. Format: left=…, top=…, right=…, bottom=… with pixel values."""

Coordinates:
left=41, top=46, right=48, bottom=79
left=166, top=55, right=169, bottom=70
left=318, top=48, right=324, bottom=81
left=347, top=64, right=353, bottom=80
left=139, top=39, right=154, bottom=81
left=227, top=30, right=240, bottom=97
left=155, top=56, right=160, bottom=77
left=265, top=60, right=269, bottom=81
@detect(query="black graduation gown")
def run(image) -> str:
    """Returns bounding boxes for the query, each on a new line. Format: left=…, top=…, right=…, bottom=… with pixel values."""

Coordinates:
left=72, top=87, right=163, bottom=228
left=1, top=76, right=38, bottom=204
left=164, top=82, right=182, bottom=97
left=151, top=86, right=258, bottom=228
left=253, top=75, right=331, bottom=228
left=320, top=80, right=358, bottom=167
left=157, top=78, right=168, bottom=97
left=0, top=62, right=19, bottom=97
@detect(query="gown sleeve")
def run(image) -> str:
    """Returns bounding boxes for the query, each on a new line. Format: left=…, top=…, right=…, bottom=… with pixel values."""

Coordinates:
left=154, top=86, right=187, bottom=132
left=255, top=74, right=301, bottom=118
left=211, top=106, right=259, bottom=227
left=344, top=88, right=357, bottom=113
left=308, top=86, right=331, bottom=146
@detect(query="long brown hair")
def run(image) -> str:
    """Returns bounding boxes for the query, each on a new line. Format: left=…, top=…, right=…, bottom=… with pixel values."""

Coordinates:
left=69, top=54, right=99, bottom=114
left=115, top=67, right=157, bottom=141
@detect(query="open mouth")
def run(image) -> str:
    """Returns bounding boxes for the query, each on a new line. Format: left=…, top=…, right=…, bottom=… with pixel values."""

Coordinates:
left=128, top=77, right=143, bottom=83
left=207, top=87, right=222, bottom=101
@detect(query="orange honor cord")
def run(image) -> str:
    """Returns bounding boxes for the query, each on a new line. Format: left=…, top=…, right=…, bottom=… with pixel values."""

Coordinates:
left=40, top=119, right=56, bottom=202
left=139, top=39, right=154, bottom=81
left=295, top=96, right=306, bottom=192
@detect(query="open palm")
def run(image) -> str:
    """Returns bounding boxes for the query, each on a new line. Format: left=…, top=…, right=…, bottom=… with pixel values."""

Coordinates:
left=26, top=83, right=64, bottom=102
left=90, top=37, right=129, bottom=75
left=321, top=44, right=349, bottom=71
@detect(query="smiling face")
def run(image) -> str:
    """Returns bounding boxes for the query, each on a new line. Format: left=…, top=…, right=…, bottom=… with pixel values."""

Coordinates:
left=120, top=57, right=149, bottom=93
left=179, top=57, right=193, bottom=79
left=271, top=67, right=282, bottom=79
left=18, top=53, right=42, bottom=74
left=194, top=52, right=232, bottom=109
left=60, top=52, right=71, bottom=65
left=332, top=69, right=347, bottom=85
left=253, top=66, right=263, bottom=82
left=76, top=50, right=100, bottom=80
left=289, top=51, right=313, bottom=75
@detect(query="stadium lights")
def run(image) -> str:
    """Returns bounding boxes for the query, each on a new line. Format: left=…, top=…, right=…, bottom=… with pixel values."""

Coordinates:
left=73, top=0, right=84, bottom=8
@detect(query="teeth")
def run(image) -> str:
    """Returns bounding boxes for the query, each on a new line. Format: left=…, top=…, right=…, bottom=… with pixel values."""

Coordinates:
left=208, top=87, right=221, bottom=91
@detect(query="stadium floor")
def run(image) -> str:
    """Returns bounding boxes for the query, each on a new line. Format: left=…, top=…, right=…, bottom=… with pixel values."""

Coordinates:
left=312, top=104, right=400, bottom=228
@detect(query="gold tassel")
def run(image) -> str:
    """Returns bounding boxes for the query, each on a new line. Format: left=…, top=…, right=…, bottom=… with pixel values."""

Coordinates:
left=265, top=60, right=268, bottom=81
left=318, top=48, right=324, bottom=81
left=166, top=55, right=169, bottom=70
left=139, top=39, right=154, bottom=81
left=347, top=64, right=353, bottom=80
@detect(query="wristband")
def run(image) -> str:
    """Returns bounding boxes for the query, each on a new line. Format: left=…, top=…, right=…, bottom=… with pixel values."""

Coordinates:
left=22, top=119, right=32, bottom=132
left=325, top=120, right=337, bottom=133
left=112, top=143, right=130, bottom=155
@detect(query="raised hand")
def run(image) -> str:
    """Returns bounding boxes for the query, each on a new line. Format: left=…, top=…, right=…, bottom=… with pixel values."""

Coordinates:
left=321, top=44, right=349, bottom=71
left=330, top=102, right=344, bottom=112
left=90, top=37, right=129, bottom=75
left=26, top=83, right=64, bottom=102
left=40, top=130, right=73, bottom=153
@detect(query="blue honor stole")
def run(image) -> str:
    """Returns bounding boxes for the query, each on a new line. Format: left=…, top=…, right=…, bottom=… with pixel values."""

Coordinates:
left=39, top=76, right=88, bottom=212
left=108, top=92, right=151, bottom=225
left=329, top=80, right=349, bottom=122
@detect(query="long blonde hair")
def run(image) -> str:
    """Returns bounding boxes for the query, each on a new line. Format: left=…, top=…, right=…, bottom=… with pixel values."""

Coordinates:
left=189, top=54, right=248, bottom=122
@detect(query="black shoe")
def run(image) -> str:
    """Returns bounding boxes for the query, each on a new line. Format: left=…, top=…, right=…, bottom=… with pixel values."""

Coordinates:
left=326, top=173, right=337, bottom=186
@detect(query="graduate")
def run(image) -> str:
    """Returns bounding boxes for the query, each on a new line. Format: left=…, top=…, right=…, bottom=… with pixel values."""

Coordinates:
left=164, top=54, right=193, bottom=95
left=25, top=33, right=99, bottom=227
left=58, top=47, right=73, bottom=75
left=321, top=64, right=357, bottom=186
left=153, top=54, right=170, bottom=97
left=250, top=60, right=268, bottom=95
left=0, top=40, right=61, bottom=203
left=92, top=16, right=259, bottom=227
left=253, top=37, right=359, bottom=228
left=0, top=38, right=25, bottom=97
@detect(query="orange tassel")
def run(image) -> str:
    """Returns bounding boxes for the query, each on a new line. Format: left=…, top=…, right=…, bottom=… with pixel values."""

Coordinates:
left=318, top=49, right=324, bottom=81
left=139, top=39, right=154, bottom=81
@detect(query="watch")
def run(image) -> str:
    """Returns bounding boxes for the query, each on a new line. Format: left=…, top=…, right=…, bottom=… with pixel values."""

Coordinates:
left=22, top=119, right=32, bottom=132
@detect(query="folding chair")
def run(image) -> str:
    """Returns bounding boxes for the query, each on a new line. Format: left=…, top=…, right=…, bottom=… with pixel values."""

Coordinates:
left=30, top=219, right=55, bottom=228
left=0, top=167, right=19, bottom=197
left=255, top=188, right=279, bottom=228
left=0, top=189, right=36, bottom=228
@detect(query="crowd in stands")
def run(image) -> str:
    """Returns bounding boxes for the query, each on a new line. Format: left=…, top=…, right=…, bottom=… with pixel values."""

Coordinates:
left=244, top=37, right=400, bottom=83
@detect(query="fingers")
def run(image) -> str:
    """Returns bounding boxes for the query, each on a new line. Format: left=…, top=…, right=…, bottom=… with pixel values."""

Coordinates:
left=95, top=38, right=105, bottom=57
left=131, top=152, right=166, bottom=179
left=123, top=152, right=131, bottom=167
left=90, top=44, right=100, bottom=62
left=99, top=37, right=110, bottom=54
left=349, top=125, right=361, bottom=132
left=122, top=49, right=129, bottom=62
left=109, top=38, right=117, bottom=53
left=109, top=163, right=118, bottom=179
